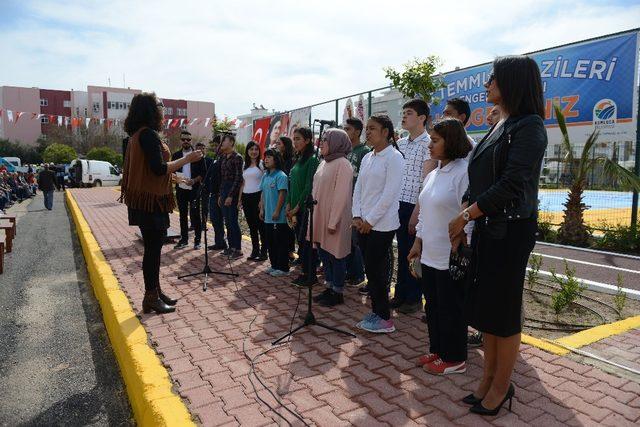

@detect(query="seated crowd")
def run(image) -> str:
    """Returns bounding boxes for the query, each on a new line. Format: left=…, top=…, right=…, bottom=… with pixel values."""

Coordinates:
left=0, top=170, right=37, bottom=212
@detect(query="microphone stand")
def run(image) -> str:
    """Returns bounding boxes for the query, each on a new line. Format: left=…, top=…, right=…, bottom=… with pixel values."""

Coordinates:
left=272, top=124, right=355, bottom=345
left=178, top=148, right=238, bottom=291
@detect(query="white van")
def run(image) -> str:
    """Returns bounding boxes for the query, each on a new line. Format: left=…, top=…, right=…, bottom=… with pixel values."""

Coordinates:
left=70, top=159, right=122, bottom=187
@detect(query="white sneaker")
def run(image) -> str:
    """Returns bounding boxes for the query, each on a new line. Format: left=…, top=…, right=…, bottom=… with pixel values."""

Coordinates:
left=270, top=270, right=290, bottom=277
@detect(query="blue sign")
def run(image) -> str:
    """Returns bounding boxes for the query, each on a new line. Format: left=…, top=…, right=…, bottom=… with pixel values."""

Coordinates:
left=431, top=31, right=639, bottom=136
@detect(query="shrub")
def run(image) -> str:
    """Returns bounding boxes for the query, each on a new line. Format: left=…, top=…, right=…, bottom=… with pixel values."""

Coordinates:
left=87, top=146, right=122, bottom=166
left=527, top=254, right=543, bottom=290
left=614, top=274, right=627, bottom=319
left=0, top=139, right=43, bottom=164
left=42, top=143, right=77, bottom=164
left=550, top=260, right=586, bottom=315
left=593, top=223, right=640, bottom=254
left=537, top=211, right=558, bottom=243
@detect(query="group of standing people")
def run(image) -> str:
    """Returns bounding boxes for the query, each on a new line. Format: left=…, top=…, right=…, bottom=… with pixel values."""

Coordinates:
left=121, top=54, right=547, bottom=417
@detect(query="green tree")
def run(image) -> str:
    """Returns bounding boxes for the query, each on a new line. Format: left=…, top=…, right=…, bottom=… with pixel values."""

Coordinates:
left=554, top=105, right=640, bottom=245
left=87, top=146, right=120, bottom=165
left=0, top=139, right=43, bottom=164
left=384, top=56, right=446, bottom=103
left=42, top=143, right=77, bottom=164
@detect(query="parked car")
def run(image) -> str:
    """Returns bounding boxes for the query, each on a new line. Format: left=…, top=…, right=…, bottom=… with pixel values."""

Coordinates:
left=1, top=157, right=28, bottom=173
left=69, top=159, right=122, bottom=187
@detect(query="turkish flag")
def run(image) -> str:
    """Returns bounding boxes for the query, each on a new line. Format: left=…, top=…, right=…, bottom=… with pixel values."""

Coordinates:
left=253, top=117, right=271, bottom=154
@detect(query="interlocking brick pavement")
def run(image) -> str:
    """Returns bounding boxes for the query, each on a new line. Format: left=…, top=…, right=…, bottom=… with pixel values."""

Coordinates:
left=71, top=188, right=640, bottom=426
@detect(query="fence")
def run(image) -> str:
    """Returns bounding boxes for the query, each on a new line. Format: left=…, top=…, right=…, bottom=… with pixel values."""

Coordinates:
left=538, top=142, right=638, bottom=228
left=239, top=29, right=640, bottom=229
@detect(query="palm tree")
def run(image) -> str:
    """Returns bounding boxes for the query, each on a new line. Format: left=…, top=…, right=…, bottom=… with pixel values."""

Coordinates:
left=554, top=105, right=640, bottom=246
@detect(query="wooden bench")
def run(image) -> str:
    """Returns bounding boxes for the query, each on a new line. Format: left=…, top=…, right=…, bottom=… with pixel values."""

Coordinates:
left=0, top=219, right=13, bottom=253
left=0, top=231, right=5, bottom=274
left=0, top=214, right=16, bottom=236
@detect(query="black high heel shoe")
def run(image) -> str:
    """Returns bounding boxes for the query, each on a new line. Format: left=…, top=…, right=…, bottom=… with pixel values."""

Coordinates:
left=462, top=393, right=483, bottom=405
left=470, top=383, right=515, bottom=416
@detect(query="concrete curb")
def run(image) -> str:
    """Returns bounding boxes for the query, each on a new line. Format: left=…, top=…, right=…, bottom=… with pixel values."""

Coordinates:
left=522, top=315, right=640, bottom=356
left=65, top=190, right=194, bottom=427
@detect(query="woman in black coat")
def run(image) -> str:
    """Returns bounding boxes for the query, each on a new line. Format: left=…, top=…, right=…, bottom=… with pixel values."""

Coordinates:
left=448, top=56, right=547, bottom=416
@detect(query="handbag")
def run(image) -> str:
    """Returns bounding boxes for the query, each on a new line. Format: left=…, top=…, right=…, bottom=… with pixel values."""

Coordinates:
left=449, top=245, right=472, bottom=281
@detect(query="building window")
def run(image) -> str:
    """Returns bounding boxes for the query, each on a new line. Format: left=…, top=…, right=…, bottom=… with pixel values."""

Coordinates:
left=176, top=108, right=187, bottom=116
left=41, top=116, right=49, bottom=124
left=164, top=107, right=173, bottom=115
left=93, top=102, right=100, bottom=113
left=63, top=100, right=71, bottom=108
left=119, top=102, right=125, bottom=109
left=41, top=134, right=48, bottom=140
left=40, top=98, right=48, bottom=106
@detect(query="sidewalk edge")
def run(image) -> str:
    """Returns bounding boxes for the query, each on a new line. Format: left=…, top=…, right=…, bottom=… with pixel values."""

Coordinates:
left=66, top=190, right=195, bottom=427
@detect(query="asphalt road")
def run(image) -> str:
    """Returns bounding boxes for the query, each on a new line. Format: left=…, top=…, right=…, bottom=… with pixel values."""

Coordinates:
left=533, top=242, right=640, bottom=292
left=0, top=192, right=132, bottom=426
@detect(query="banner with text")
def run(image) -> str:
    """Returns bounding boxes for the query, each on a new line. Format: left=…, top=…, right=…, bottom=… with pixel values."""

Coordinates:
left=430, top=30, right=640, bottom=143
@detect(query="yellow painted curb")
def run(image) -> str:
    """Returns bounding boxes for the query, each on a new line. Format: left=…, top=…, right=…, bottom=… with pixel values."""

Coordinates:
left=522, top=315, right=640, bottom=356
left=522, top=334, right=569, bottom=355
left=555, top=315, right=640, bottom=349
left=65, top=190, right=195, bottom=427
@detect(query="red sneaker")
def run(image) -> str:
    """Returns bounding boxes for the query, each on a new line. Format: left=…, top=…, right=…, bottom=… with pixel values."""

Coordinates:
left=424, top=358, right=466, bottom=375
left=416, top=353, right=439, bottom=366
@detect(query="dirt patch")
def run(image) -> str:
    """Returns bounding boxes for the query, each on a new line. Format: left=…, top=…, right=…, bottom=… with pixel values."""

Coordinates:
left=522, top=279, right=640, bottom=340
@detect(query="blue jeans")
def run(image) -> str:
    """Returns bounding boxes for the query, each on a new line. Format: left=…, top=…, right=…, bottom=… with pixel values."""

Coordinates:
left=43, top=190, right=54, bottom=210
left=220, top=182, right=241, bottom=250
left=208, top=193, right=227, bottom=248
left=394, top=201, right=421, bottom=303
left=318, top=248, right=347, bottom=293
left=345, top=227, right=365, bottom=281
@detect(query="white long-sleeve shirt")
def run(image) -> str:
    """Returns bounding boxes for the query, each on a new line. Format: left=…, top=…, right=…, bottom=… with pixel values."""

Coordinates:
left=352, top=145, right=405, bottom=232
left=416, top=158, right=472, bottom=270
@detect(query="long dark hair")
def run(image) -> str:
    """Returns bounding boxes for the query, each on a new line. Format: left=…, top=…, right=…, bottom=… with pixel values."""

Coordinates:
left=124, top=92, right=163, bottom=135
left=293, top=127, right=315, bottom=163
left=431, top=118, right=473, bottom=160
left=243, top=140, right=262, bottom=170
left=264, top=148, right=283, bottom=172
left=368, top=114, right=403, bottom=156
left=493, top=56, right=544, bottom=118
left=278, top=136, right=294, bottom=163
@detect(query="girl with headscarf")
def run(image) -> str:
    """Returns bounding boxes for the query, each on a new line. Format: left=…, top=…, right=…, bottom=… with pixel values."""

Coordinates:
left=310, top=129, right=354, bottom=307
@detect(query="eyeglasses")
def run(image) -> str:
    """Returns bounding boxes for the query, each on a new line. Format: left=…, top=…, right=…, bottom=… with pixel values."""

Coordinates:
left=181, top=138, right=192, bottom=142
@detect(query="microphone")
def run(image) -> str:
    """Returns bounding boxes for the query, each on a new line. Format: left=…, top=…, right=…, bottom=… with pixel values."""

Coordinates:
left=314, top=119, right=337, bottom=127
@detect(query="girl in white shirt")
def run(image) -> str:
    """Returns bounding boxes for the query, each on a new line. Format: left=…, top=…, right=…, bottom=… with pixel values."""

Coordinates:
left=352, top=114, right=405, bottom=334
left=408, top=118, right=473, bottom=375
left=240, top=141, right=266, bottom=260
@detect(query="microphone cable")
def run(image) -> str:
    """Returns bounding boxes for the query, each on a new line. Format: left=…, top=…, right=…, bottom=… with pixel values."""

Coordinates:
left=222, top=254, right=309, bottom=426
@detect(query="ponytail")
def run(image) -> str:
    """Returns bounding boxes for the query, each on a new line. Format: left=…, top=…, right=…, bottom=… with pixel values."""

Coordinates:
left=369, top=114, right=404, bottom=157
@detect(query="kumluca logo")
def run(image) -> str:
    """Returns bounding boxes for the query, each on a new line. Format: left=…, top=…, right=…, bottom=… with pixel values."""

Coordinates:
left=593, top=99, right=617, bottom=129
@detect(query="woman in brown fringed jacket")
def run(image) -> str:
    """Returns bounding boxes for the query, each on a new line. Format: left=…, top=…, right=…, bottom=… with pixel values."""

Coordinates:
left=121, top=93, right=203, bottom=314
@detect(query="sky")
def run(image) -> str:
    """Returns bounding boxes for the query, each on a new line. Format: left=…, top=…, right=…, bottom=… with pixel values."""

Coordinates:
left=1, top=0, right=639, bottom=118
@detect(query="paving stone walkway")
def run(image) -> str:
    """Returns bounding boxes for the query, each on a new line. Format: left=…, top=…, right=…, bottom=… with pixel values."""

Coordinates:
left=72, top=188, right=640, bottom=426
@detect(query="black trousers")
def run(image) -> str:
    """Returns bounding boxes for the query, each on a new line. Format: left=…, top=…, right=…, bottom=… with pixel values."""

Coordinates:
left=359, top=230, right=395, bottom=320
left=420, top=265, right=467, bottom=362
left=294, top=209, right=317, bottom=277
left=242, top=191, right=266, bottom=253
left=176, top=187, right=202, bottom=243
left=264, top=223, right=290, bottom=272
left=140, top=227, right=166, bottom=292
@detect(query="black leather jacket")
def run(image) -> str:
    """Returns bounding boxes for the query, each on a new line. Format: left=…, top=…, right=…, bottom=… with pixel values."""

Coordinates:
left=464, top=114, right=547, bottom=231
